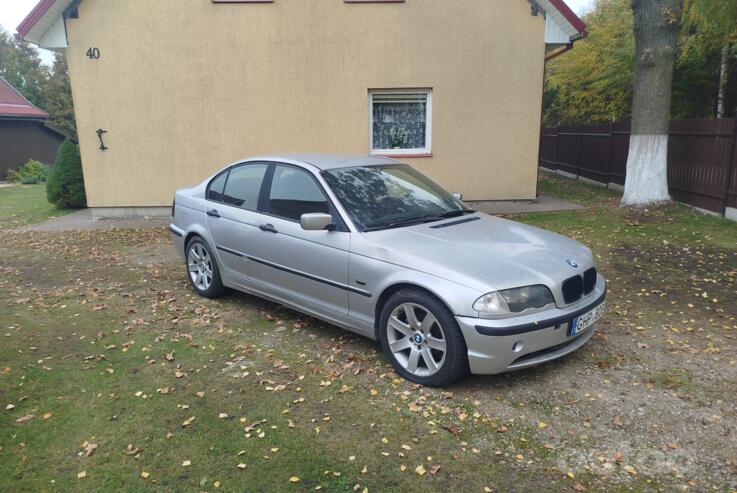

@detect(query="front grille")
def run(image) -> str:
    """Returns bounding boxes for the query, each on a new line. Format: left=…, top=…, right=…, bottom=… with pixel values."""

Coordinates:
left=562, top=275, right=584, bottom=304
left=583, top=267, right=597, bottom=295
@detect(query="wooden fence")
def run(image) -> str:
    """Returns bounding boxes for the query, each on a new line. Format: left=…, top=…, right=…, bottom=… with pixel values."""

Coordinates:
left=539, top=118, right=737, bottom=216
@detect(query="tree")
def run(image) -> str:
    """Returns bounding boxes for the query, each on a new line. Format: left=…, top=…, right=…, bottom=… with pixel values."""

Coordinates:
left=682, top=0, right=737, bottom=117
left=0, top=28, right=77, bottom=140
left=544, top=0, right=635, bottom=126
left=543, top=0, right=736, bottom=125
left=0, top=29, right=48, bottom=108
left=621, top=0, right=683, bottom=206
left=47, top=139, right=86, bottom=209
left=42, top=54, right=77, bottom=140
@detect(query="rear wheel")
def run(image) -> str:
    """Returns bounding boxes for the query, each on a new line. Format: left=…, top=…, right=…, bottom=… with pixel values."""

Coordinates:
left=379, top=289, right=468, bottom=386
left=185, top=236, right=228, bottom=298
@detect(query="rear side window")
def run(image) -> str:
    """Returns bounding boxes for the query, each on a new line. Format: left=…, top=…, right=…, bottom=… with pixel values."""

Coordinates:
left=207, top=172, right=229, bottom=202
left=268, top=165, right=329, bottom=221
left=222, top=164, right=268, bottom=210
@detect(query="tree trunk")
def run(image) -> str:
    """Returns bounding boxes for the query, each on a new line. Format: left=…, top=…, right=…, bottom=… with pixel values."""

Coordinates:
left=717, top=44, right=729, bottom=118
left=621, top=0, right=683, bottom=206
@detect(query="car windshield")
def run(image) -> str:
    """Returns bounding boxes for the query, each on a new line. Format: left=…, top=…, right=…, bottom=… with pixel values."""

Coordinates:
left=322, top=164, right=472, bottom=231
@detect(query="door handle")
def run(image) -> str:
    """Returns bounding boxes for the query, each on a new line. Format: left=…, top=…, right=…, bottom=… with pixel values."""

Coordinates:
left=206, top=209, right=220, bottom=218
left=259, top=223, right=278, bottom=233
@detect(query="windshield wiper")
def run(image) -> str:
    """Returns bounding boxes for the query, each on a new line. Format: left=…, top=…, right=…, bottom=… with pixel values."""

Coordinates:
left=436, top=209, right=476, bottom=219
left=363, top=209, right=476, bottom=232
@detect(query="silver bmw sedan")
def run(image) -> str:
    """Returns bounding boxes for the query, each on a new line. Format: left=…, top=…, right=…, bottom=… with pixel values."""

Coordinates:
left=169, top=153, right=606, bottom=386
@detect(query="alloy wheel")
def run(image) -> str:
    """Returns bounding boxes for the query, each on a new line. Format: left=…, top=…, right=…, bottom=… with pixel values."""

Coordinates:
left=188, top=243, right=213, bottom=291
left=386, top=303, right=447, bottom=377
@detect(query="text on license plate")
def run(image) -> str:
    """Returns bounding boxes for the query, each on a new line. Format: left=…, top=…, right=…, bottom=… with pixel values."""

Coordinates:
left=570, top=302, right=605, bottom=336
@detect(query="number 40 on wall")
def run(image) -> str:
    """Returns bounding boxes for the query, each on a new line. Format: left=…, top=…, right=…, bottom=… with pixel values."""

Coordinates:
left=86, top=47, right=100, bottom=59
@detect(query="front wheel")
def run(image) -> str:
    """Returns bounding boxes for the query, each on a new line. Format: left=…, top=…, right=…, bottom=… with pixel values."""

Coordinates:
left=379, top=289, right=469, bottom=386
left=185, top=236, right=228, bottom=298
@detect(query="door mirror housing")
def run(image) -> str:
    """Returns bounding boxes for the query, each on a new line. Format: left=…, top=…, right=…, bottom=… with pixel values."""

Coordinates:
left=452, top=192, right=463, bottom=201
left=300, top=213, right=334, bottom=231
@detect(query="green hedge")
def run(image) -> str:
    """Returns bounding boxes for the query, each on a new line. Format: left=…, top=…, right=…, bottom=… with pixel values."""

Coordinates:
left=47, top=139, right=87, bottom=209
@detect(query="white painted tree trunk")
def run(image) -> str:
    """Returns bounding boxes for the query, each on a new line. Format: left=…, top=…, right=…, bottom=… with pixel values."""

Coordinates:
left=621, top=135, right=670, bottom=205
left=717, top=44, right=729, bottom=118
left=621, top=0, right=682, bottom=207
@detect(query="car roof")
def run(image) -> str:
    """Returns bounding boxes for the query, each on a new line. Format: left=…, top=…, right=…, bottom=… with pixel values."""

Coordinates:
left=244, top=153, right=401, bottom=170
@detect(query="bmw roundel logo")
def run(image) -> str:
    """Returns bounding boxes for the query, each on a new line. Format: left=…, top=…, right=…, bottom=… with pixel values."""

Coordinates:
left=413, top=334, right=423, bottom=343
left=566, top=259, right=578, bottom=268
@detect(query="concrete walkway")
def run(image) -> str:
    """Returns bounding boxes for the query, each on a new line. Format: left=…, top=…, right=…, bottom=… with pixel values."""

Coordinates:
left=15, top=208, right=169, bottom=232
left=468, top=195, right=583, bottom=215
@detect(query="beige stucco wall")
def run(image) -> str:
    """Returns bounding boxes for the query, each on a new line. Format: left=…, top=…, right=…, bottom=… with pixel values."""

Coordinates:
left=65, top=0, right=546, bottom=207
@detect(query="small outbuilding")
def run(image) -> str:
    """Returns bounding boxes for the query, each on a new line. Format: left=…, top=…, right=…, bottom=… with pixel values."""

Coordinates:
left=0, top=76, right=66, bottom=180
left=18, top=0, right=585, bottom=216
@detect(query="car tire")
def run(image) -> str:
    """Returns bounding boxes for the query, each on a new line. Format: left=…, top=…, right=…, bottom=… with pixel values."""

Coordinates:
left=379, top=289, right=469, bottom=386
left=185, top=236, right=228, bottom=298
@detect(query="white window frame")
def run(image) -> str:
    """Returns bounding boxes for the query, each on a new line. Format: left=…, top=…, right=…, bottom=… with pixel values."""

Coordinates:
left=368, top=89, right=432, bottom=157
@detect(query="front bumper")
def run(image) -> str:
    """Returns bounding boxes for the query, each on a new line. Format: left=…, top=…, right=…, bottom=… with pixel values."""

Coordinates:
left=457, top=275, right=606, bottom=375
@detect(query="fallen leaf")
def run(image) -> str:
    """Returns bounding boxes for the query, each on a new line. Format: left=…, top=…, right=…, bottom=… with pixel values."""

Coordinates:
left=43, top=412, right=53, bottom=420
left=289, top=476, right=300, bottom=483
left=612, top=416, right=624, bottom=428
left=182, top=460, right=191, bottom=467
left=237, top=463, right=247, bottom=469
left=126, top=444, right=143, bottom=455
left=140, top=471, right=150, bottom=479
left=16, top=414, right=34, bottom=423
left=77, top=471, right=87, bottom=479
left=85, top=443, right=98, bottom=457
left=415, top=465, right=426, bottom=476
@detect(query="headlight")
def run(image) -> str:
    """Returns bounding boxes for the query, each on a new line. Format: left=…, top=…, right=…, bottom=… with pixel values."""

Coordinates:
left=473, top=285, right=555, bottom=314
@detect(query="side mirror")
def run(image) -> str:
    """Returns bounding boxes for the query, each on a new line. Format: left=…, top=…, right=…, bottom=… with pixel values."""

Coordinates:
left=300, top=213, right=334, bottom=231
left=452, top=192, right=463, bottom=201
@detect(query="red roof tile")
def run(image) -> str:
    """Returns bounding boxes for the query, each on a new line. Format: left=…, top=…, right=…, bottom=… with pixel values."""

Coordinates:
left=0, top=77, right=49, bottom=119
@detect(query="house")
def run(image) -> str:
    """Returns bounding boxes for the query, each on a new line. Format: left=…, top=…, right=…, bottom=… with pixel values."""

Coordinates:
left=18, top=0, right=585, bottom=217
left=0, top=77, right=66, bottom=180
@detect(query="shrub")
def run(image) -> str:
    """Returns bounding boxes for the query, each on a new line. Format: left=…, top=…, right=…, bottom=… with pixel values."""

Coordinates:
left=7, top=159, right=46, bottom=183
left=47, top=139, right=87, bottom=209
left=21, top=175, right=40, bottom=185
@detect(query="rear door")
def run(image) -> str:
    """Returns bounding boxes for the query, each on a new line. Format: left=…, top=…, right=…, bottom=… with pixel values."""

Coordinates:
left=254, top=164, right=350, bottom=316
left=205, top=163, right=269, bottom=281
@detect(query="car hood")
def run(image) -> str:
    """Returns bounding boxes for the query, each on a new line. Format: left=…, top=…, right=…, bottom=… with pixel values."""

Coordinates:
left=355, top=213, right=593, bottom=295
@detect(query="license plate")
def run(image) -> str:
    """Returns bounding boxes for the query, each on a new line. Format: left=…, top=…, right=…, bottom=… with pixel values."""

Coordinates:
left=570, top=302, right=605, bottom=336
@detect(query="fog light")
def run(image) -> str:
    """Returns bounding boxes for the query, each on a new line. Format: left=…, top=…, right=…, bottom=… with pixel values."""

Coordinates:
left=512, top=341, right=524, bottom=353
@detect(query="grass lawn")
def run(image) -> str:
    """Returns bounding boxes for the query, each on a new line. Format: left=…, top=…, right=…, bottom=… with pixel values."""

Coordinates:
left=0, top=174, right=735, bottom=492
left=0, top=184, right=71, bottom=230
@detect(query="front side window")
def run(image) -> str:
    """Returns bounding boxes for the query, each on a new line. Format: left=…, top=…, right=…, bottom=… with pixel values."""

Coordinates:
left=222, top=163, right=268, bottom=210
left=268, top=165, right=330, bottom=221
left=323, top=164, right=469, bottom=231
left=369, top=90, right=431, bottom=155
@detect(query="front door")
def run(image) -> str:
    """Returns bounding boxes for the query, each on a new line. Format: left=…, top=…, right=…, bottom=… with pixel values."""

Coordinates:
left=255, top=164, right=350, bottom=316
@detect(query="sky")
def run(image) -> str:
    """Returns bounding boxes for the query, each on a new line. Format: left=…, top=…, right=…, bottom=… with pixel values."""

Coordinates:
left=0, top=0, right=55, bottom=65
left=565, top=0, right=596, bottom=15
left=0, top=0, right=595, bottom=67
